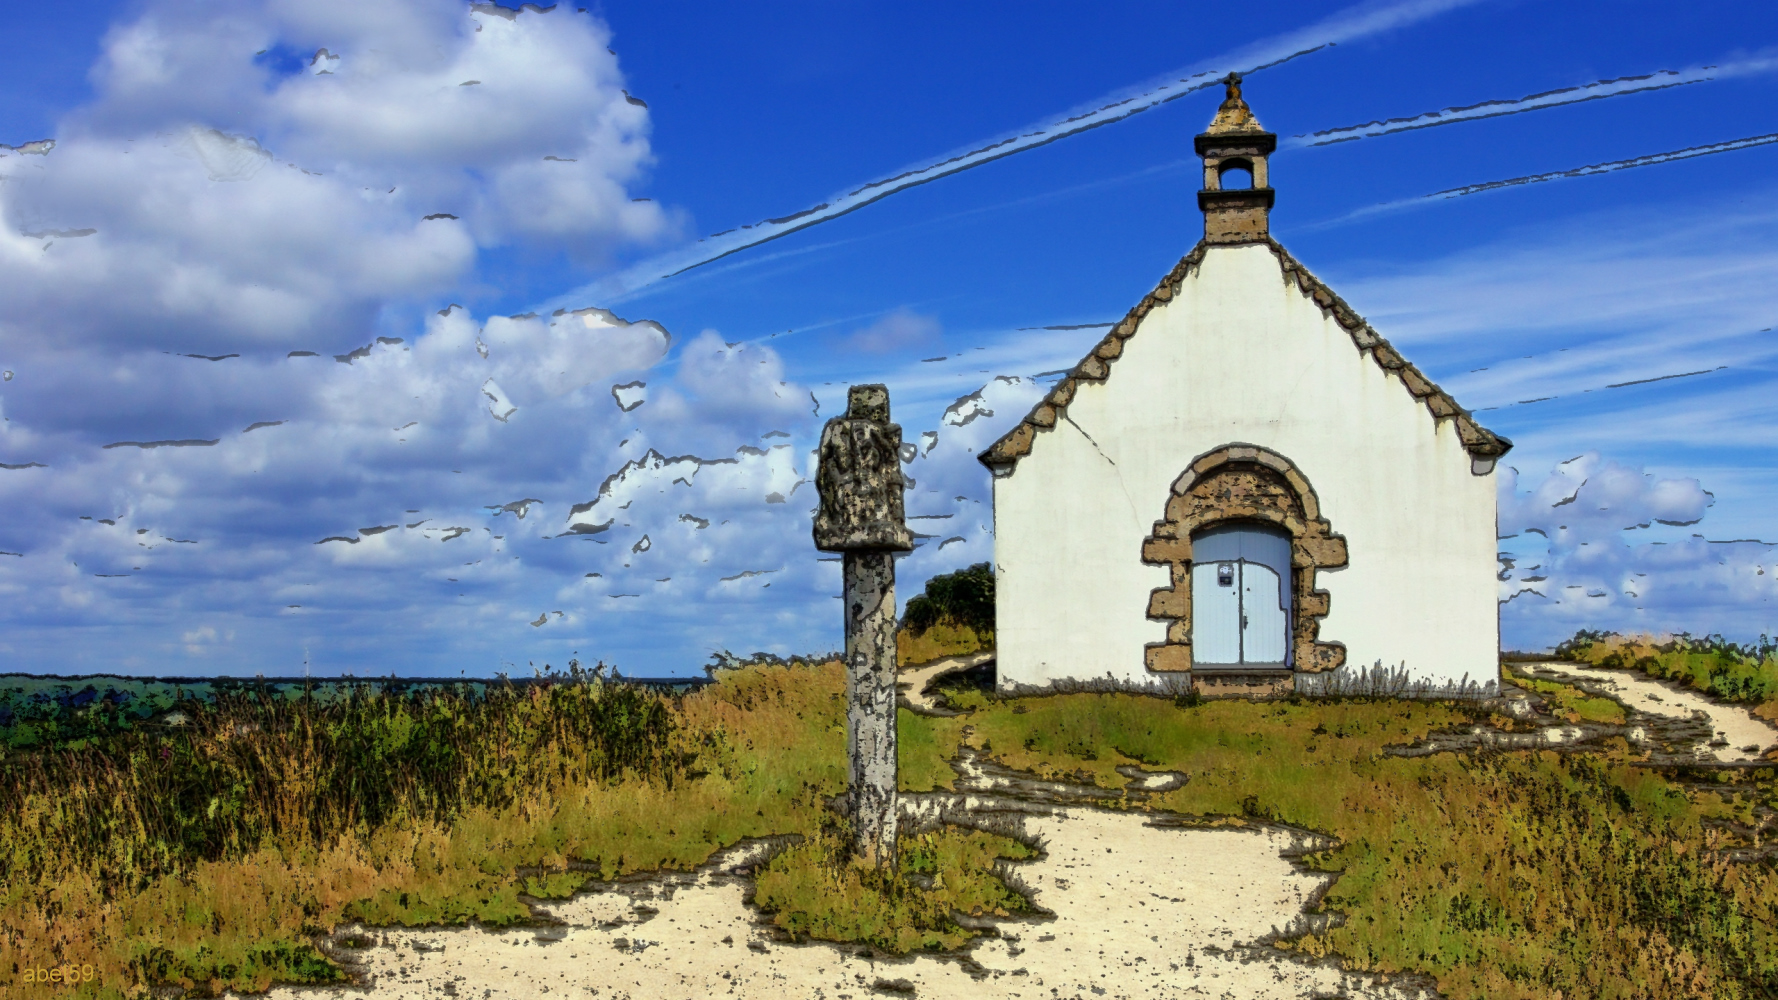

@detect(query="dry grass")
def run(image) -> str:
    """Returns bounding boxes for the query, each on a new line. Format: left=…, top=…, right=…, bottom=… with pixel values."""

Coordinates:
left=1, top=660, right=860, bottom=998
left=896, top=622, right=988, bottom=668
left=12, top=653, right=1778, bottom=1000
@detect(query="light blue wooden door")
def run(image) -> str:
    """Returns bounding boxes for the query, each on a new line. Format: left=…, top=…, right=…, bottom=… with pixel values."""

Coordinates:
left=1190, top=524, right=1292, bottom=668
left=1240, top=563, right=1288, bottom=663
left=1190, top=560, right=1243, bottom=664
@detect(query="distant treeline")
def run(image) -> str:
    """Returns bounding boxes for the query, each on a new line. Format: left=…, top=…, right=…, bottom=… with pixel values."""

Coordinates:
left=0, top=663, right=707, bottom=753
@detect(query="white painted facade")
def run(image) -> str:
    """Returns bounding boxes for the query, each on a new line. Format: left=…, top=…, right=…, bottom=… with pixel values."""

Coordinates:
left=990, top=243, right=1500, bottom=692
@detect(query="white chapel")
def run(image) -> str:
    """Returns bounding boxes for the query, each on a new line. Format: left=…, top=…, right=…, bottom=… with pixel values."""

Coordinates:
left=980, top=75, right=1511, bottom=698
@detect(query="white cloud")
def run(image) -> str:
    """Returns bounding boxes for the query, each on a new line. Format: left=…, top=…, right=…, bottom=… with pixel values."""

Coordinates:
left=14, top=1, right=1767, bottom=676
left=1331, top=195, right=1778, bottom=410
left=1498, top=453, right=1778, bottom=648
left=0, top=0, right=666, bottom=363
left=0, top=0, right=692, bottom=674
left=674, top=332, right=804, bottom=412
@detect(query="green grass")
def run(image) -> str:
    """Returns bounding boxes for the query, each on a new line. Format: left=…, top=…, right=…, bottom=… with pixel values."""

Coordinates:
left=942, top=688, right=1778, bottom=1000
left=753, top=825, right=1034, bottom=953
left=896, top=706, right=965, bottom=792
left=1505, top=667, right=1628, bottom=724
left=11, top=653, right=1778, bottom=1000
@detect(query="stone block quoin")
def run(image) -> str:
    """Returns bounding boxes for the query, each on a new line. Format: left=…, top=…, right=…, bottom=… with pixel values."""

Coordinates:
left=1140, top=443, right=1348, bottom=678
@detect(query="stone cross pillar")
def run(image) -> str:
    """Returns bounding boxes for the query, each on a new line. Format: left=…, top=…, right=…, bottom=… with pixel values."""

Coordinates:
left=813, top=384, right=914, bottom=868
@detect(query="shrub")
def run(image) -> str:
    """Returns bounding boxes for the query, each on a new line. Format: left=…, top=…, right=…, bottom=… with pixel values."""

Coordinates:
left=901, top=562, right=994, bottom=639
left=0, top=673, right=679, bottom=888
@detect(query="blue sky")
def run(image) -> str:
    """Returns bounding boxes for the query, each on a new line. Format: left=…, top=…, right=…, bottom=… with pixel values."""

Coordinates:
left=2, top=0, right=1776, bottom=677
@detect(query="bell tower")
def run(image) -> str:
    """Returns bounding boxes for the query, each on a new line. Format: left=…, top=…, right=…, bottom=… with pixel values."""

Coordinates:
left=1196, top=73, right=1276, bottom=244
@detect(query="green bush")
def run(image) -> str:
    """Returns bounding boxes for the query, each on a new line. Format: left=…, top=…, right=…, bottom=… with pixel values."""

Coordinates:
left=902, top=562, right=994, bottom=639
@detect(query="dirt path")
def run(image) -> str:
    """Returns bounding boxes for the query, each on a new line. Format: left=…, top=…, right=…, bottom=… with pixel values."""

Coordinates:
left=1522, top=660, right=1778, bottom=763
left=898, top=651, right=994, bottom=713
left=244, top=751, right=1441, bottom=1000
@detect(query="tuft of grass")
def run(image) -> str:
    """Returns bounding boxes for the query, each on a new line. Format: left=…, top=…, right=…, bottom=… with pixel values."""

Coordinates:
left=934, top=689, right=1778, bottom=1000
left=1296, top=661, right=1499, bottom=700
left=1504, top=667, right=1628, bottom=724
left=753, top=825, right=1034, bottom=954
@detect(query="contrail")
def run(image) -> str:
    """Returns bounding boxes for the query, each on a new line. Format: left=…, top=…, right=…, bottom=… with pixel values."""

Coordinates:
left=1430, top=132, right=1778, bottom=199
left=1475, top=366, right=1729, bottom=411
left=1289, top=52, right=1778, bottom=148
left=538, top=0, right=1485, bottom=312
left=1309, top=130, right=1778, bottom=230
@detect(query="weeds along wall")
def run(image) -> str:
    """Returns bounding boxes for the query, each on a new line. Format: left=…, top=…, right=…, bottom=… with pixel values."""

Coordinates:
left=991, top=243, right=1499, bottom=692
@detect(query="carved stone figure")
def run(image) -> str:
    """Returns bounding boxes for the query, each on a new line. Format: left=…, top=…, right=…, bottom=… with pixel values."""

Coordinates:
left=814, top=384, right=915, bottom=553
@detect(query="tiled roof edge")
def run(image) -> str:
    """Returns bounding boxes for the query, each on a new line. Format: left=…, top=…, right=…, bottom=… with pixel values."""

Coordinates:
left=1261, top=237, right=1512, bottom=461
left=977, top=241, right=1212, bottom=469
left=977, top=238, right=1512, bottom=471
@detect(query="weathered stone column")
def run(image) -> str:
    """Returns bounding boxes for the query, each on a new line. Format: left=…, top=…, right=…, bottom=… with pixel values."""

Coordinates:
left=814, top=384, right=913, bottom=869
left=842, top=549, right=898, bottom=866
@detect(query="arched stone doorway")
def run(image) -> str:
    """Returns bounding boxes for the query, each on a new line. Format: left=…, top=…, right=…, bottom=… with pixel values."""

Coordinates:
left=1140, top=444, right=1348, bottom=689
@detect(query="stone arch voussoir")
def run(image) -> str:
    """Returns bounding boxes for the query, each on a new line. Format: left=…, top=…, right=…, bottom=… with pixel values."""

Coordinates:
left=1139, top=443, right=1347, bottom=679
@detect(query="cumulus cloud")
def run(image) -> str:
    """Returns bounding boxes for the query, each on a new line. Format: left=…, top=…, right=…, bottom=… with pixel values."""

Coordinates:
left=34, top=2, right=1760, bottom=677
left=0, top=0, right=698, bottom=674
left=526, top=369, right=1040, bottom=661
left=0, top=0, right=665, bottom=363
left=633, top=332, right=814, bottom=457
left=1498, top=453, right=1778, bottom=648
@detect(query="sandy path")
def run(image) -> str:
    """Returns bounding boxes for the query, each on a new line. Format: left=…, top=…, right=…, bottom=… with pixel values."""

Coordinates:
left=1523, top=660, right=1778, bottom=763
left=229, top=672, right=1457, bottom=1000
left=240, top=746, right=1443, bottom=1000
left=898, top=651, right=995, bottom=714
left=241, top=804, right=1436, bottom=1000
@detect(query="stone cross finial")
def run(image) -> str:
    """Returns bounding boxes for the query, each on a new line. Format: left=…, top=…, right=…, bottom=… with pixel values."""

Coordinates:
left=1205, top=72, right=1265, bottom=136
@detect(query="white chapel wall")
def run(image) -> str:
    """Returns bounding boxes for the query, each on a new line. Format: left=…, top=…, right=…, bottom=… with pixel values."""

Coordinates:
left=994, top=243, right=1498, bottom=692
